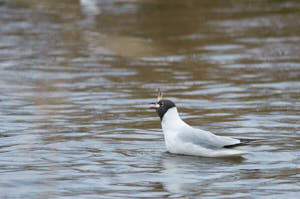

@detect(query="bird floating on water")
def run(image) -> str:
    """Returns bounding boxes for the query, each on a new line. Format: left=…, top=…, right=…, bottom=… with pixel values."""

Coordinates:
left=150, top=89, right=252, bottom=157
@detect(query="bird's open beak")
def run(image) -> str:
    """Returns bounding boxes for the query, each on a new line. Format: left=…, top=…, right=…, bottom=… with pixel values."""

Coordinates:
left=149, top=89, right=163, bottom=109
left=149, top=102, right=160, bottom=109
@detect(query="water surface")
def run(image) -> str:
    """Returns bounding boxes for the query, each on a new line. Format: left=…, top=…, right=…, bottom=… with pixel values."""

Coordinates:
left=0, top=0, right=299, bottom=198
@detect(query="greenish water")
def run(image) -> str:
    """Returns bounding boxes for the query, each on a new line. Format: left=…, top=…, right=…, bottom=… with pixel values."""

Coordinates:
left=0, top=0, right=299, bottom=198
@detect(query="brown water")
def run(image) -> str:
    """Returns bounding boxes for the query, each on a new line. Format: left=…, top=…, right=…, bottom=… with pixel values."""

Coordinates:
left=0, top=0, right=299, bottom=198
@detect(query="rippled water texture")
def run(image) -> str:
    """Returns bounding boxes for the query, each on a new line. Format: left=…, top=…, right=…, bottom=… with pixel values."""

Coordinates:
left=0, top=0, right=299, bottom=198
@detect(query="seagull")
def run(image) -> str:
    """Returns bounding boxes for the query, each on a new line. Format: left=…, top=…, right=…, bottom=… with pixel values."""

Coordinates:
left=150, top=90, right=252, bottom=157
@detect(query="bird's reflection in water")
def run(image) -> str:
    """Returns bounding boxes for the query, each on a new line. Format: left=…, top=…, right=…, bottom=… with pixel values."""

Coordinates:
left=159, top=152, right=244, bottom=196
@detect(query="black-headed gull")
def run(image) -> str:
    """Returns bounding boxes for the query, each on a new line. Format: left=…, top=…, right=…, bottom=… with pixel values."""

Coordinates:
left=150, top=91, right=251, bottom=157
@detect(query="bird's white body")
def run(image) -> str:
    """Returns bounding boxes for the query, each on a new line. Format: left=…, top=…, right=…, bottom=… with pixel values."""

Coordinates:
left=161, top=107, right=249, bottom=157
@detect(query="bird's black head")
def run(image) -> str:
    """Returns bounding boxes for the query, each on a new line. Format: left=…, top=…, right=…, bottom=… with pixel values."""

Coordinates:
left=152, top=100, right=176, bottom=121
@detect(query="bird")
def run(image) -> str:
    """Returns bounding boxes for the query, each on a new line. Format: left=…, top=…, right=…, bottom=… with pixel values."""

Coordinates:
left=150, top=90, right=252, bottom=157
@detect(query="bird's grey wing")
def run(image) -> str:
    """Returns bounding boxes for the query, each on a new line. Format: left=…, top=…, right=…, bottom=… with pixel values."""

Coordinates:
left=178, top=127, right=241, bottom=149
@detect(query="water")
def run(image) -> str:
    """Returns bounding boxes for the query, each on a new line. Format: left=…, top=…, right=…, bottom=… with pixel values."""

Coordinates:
left=0, top=0, right=299, bottom=198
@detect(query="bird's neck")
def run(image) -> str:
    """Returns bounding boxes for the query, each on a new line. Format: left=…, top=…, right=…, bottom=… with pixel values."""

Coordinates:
left=161, top=107, right=187, bottom=130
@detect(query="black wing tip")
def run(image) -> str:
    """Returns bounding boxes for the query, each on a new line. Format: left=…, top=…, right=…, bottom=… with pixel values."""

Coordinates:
left=223, top=142, right=248, bottom=149
left=223, top=138, right=262, bottom=149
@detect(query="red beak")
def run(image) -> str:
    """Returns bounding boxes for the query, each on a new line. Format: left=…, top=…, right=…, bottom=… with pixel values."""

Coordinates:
left=149, top=102, right=158, bottom=109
